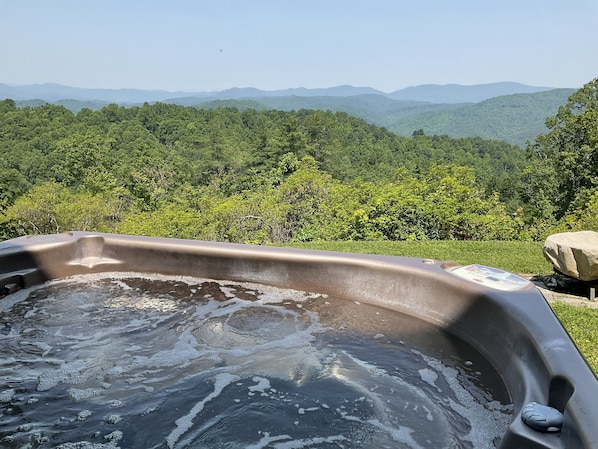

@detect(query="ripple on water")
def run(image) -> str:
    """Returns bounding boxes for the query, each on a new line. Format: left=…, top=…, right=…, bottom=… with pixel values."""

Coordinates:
left=0, top=273, right=513, bottom=448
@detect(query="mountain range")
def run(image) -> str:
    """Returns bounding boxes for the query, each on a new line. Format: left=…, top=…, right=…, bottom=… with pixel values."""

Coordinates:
left=1, top=82, right=575, bottom=146
left=0, top=81, right=553, bottom=103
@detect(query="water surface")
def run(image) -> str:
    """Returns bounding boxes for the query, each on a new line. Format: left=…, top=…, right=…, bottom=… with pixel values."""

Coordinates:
left=0, top=273, right=513, bottom=448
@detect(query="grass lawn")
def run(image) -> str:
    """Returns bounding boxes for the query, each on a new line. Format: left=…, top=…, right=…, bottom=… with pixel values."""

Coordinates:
left=283, top=240, right=597, bottom=376
left=284, top=240, right=553, bottom=274
left=549, top=302, right=598, bottom=375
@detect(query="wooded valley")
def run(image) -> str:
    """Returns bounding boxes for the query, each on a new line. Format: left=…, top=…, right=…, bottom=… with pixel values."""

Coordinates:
left=1, top=79, right=596, bottom=244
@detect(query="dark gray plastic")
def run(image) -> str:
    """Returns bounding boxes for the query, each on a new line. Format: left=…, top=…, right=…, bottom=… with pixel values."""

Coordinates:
left=1, top=232, right=597, bottom=448
left=521, top=402, right=563, bottom=432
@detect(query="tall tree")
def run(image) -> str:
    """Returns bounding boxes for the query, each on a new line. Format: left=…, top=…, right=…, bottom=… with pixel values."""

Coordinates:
left=525, top=78, right=598, bottom=218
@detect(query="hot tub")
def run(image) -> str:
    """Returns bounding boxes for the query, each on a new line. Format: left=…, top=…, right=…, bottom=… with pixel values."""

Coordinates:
left=0, top=232, right=596, bottom=448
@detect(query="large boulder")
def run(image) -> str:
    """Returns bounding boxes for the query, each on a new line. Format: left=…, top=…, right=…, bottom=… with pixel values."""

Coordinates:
left=543, top=231, right=598, bottom=281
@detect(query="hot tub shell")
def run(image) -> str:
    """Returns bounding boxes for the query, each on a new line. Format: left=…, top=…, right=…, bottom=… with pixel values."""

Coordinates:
left=0, top=232, right=597, bottom=448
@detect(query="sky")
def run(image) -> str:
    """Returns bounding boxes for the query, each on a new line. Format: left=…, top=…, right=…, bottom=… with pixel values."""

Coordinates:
left=1, top=0, right=597, bottom=93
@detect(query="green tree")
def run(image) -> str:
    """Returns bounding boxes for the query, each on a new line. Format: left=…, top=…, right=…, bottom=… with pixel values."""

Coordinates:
left=116, top=203, right=203, bottom=239
left=50, top=132, right=115, bottom=187
left=0, top=168, right=30, bottom=239
left=4, top=182, right=64, bottom=235
left=525, top=78, right=598, bottom=219
left=275, top=156, right=331, bottom=241
left=0, top=168, right=30, bottom=211
left=559, top=190, right=598, bottom=233
left=4, top=181, right=127, bottom=237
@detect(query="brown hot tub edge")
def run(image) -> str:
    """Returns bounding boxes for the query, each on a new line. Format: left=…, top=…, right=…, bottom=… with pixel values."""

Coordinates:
left=1, top=232, right=597, bottom=449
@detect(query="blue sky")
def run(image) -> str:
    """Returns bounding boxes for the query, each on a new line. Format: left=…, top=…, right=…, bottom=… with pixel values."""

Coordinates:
left=1, top=0, right=597, bottom=92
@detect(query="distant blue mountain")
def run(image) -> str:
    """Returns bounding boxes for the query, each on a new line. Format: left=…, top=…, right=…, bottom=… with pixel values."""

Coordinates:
left=388, top=82, right=553, bottom=103
left=215, top=85, right=385, bottom=99
left=0, top=82, right=556, bottom=104
left=2, top=82, right=574, bottom=146
left=0, top=83, right=197, bottom=103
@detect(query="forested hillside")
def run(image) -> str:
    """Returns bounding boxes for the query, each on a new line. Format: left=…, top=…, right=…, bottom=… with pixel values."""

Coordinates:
left=168, top=89, right=573, bottom=147
left=10, top=85, right=572, bottom=147
left=392, top=89, right=575, bottom=145
left=1, top=79, right=596, bottom=244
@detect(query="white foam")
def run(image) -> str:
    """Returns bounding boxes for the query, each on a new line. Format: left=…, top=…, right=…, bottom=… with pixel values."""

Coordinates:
left=248, top=376, right=271, bottom=392
left=268, top=434, right=347, bottom=449
left=59, top=272, right=325, bottom=305
left=56, top=441, right=121, bottom=449
left=166, top=372, right=240, bottom=448
left=110, top=279, right=133, bottom=291
left=422, top=405, right=434, bottom=422
left=246, top=433, right=292, bottom=449
left=0, top=284, right=35, bottom=312
left=324, top=356, right=432, bottom=447
left=8, top=274, right=325, bottom=390
left=325, top=350, right=513, bottom=446
left=367, top=419, right=424, bottom=449
left=327, top=350, right=443, bottom=416
left=246, top=433, right=349, bottom=449
left=0, top=388, right=15, bottom=402
left=105, top=414, right=121, bottom=424
left=219, top=286, right=239, bottom=299
left=68, top=388, right=103, bottom=402
left=19, top=340, right=53, bottom=356
left=415, top=349, right=513, bottom=448
left=103, top=430, right=123, bottom=443
left=37, top=359, right=94, bottom=391
left=24, top=307, right=38, bottom=318
left=77, top=410, right=92, bottom=421
left=418, top=367, right=440, bottom=391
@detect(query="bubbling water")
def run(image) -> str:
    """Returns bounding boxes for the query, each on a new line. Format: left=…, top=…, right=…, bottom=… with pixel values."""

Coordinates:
left=0, top=273, right=513, bottom=448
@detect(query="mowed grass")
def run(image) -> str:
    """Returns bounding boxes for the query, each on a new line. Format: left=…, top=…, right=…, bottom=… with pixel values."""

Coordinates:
left=550, top=302, right=598, bottom=375
left=283, top=240, right=597, bottom=376
left=284, top=240, right=553, bottom=274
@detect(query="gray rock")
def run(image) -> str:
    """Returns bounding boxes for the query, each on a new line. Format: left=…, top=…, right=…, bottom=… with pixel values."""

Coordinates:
left=543, top=231, right=598, bottom=281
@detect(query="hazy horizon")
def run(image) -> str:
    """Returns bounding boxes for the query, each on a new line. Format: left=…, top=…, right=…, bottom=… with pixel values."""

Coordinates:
left=0, top=80, right=565, bottom=94
left=2, top=1, right=597, bottom=92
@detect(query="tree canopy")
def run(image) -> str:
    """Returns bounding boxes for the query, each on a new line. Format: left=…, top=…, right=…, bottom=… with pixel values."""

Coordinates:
left=524, top=78, right=598, bottom=229
left=1, top=81, right=595, bottom=243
